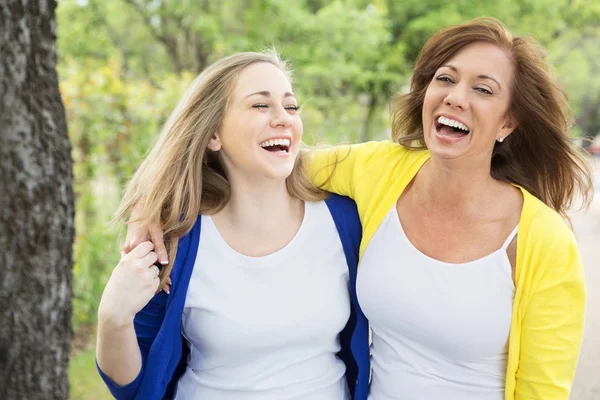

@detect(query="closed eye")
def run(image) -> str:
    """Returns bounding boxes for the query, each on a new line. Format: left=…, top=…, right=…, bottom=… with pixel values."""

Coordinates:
left=475, top=87, right=492, bottom=95
left=252, top=103, right=300, bottom=111
left=435, top=75, right=454, bottom=83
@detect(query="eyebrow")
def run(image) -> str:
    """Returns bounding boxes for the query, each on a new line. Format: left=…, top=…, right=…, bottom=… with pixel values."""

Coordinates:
left=440, top=64, right=502, bottom=91
left=244, top=91, right=296, bottom=99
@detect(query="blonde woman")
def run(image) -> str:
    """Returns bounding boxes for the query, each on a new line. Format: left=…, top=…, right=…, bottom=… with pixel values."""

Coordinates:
left=96, top=51, right=370, bottom=400
left=129, top=19, right=593, bottom=399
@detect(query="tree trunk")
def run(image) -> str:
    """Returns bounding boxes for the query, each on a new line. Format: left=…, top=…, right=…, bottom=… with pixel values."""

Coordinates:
left=0, top=1, right=74, bottom=399
left=360, top=92, right=379, bottom=143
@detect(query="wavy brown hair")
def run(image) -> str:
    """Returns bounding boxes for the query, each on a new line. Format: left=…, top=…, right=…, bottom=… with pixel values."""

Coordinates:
left=115, top=50, right=325, bottom=286
left=391, top=17, right=593, bottom=220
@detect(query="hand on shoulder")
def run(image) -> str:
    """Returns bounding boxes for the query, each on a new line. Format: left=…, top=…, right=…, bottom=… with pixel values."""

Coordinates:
left=98, top=241, right=161, bottom=328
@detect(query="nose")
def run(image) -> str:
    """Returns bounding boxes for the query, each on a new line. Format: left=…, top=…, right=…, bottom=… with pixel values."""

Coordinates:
left=270, top=105, right=293, bottom=128
left=443, top=83, right=469, bottom=111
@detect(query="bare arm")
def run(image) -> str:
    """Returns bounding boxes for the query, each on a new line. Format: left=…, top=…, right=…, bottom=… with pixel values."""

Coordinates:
left=96, top=242, right=159, bottom=386
left=123, top=204, right=166, bottom=259
left=96, top=320, right=142, bottom=386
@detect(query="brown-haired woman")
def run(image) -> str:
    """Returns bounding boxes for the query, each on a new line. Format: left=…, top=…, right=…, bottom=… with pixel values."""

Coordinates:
left=313, top=17, right=592, bottom=399
left=127, top=18, right=593, bottom=399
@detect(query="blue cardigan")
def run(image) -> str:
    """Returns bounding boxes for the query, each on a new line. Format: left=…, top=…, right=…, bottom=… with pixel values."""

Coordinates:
left=98, top=195, right=370, bottom=399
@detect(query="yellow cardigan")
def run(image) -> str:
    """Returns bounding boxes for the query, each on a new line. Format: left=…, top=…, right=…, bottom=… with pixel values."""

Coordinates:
left=310, top=140, right=586, bottom=400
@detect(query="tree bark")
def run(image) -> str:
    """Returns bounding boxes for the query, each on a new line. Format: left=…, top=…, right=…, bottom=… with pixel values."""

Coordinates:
left=0, top=1, right=74, bottom=399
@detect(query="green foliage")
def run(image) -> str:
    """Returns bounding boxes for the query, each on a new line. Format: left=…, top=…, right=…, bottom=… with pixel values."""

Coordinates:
left=59, top=54, right=194, bottom=330
left=69, top=342, right=112, bottom=400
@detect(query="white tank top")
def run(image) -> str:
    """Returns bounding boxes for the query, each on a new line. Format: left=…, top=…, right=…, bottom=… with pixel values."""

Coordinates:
left=357, top=207, right=516, bottom=400
left=175, top=201, right=351, bottom=400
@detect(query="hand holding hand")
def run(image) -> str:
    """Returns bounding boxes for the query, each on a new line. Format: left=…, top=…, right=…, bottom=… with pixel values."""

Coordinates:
left=98, top=241, right=162, bottom=328
left=123, top=204, right=170, bottom=293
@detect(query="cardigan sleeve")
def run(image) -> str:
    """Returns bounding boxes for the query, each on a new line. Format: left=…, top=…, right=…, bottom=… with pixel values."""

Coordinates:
left=307, top=141, right=387, bottom=198
left=515, top=235, right=586, bottom=399
left=97, top=290, right=168, bottom=399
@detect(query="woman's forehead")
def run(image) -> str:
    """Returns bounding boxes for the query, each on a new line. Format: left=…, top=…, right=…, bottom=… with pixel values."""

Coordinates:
left=441, top=42, right=514, bottom=85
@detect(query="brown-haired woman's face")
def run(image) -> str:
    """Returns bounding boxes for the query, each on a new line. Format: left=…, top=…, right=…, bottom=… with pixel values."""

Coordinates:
left=421, top=41, right=517, bottom=164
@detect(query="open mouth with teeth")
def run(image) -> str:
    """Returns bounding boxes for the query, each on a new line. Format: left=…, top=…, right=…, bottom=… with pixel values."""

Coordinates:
left=259, top=138, right=291, bottom=153
left=435, top=116, right=470, bottom=138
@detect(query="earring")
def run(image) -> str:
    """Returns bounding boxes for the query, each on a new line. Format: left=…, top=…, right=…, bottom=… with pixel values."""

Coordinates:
left=497, top=137, right=505, bottom=143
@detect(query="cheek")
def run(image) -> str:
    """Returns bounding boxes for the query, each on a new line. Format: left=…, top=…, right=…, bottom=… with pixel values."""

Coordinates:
left=293, top=117, right=303, bottom=138
left=423, top=84, right=445, bottom=110
left=478, top=105, right=507, bottom=132
left=422, top=88, right=438, bottom=125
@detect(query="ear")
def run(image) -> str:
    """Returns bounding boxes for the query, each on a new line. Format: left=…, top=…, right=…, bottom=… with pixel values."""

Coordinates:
left=499, top=114, right=518, bottom=140
left=207, top=133, right=222, bottom=151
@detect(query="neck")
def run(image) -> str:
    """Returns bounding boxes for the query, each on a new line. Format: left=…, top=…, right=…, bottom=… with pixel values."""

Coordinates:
left=216, top=176, right=303, bottom=236
left=414, top=155, right=497, bottom=212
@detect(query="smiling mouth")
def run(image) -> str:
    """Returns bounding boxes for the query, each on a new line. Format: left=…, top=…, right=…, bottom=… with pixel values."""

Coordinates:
left=262, top=145, right=289, bottom=153
left=435, top=116, right=471, bottom=137
left=259, top=138, right=291, bottom=153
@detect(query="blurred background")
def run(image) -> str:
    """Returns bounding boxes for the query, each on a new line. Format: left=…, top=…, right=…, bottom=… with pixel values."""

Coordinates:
left=57, top=0, right=600, bottom=398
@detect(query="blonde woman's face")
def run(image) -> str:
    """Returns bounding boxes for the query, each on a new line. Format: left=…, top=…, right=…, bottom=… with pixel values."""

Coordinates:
left=421, top=41, right=516, bottom=165
left=213, top=62, right=302, bottom=183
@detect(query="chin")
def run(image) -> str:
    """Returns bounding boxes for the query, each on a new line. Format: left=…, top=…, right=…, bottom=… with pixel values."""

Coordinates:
left=276, top=166, right=296, bottom=181
left=425, top=140, right=464, bottom=161
left=262, top=164, right=296, bottom=182
left=429, top=147, right=465, bottom=161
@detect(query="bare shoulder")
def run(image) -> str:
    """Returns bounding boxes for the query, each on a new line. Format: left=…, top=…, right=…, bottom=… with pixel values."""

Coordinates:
left=503, top=182, right=525, bottom=212
left=490, top=181, right=523, bottom=229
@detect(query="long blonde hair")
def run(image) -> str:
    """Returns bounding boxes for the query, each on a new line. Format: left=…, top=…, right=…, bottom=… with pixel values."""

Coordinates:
left=391, top=17, right=593, bottom=221
left=116, top=50, right=326, bottom=284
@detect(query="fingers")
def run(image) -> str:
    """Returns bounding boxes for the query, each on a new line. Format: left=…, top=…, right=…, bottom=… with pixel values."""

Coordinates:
left=124, top=241, right=155, bottom=261
left=122, top=223, right=135, bottom=254
left=119, top=242, right=172, bottom=294
left=125, top=231, right=147, bottom=255
left=160, top=276, right=172, bottom=294
left=149, top=265, right=160, bottom=279
left=123, top=219, right=151, bottom=255
left=149, top=225, right=169, bottom=265
left=161, top=283, right=171, bottom=294
left=140, top=250, right=159, bottom=270
left=128, top=232, right=147, bottom=253
left=123, top=219, right=144, bottom=254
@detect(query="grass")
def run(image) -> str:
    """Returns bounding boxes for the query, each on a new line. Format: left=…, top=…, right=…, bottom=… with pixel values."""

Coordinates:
left=69, top=330, right=112, bottom=400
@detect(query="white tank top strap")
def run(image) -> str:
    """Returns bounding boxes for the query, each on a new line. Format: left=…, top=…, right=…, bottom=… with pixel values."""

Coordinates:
left=500, top=224, right=519, bottom=250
